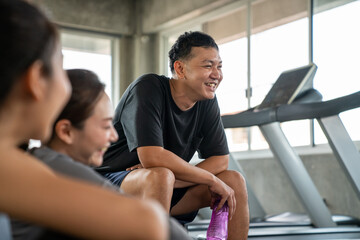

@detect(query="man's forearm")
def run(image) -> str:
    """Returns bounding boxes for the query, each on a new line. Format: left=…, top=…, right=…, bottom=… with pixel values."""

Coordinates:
left=174, top=179, right=195, bottom=188
left=174, top=155, right=229, bottom=188
left=137, top=146, right=229, bottom=187
left=137, top=146, right=216, bottom=186
left=195, top=155, right=229, bottom=175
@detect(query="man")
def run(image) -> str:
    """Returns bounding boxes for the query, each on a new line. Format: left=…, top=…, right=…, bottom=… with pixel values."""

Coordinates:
left=97, top=31, right=249, bottom=239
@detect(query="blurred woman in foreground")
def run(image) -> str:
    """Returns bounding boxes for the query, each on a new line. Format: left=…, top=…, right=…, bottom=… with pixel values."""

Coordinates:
left=0, top=0, right=168, bottom=239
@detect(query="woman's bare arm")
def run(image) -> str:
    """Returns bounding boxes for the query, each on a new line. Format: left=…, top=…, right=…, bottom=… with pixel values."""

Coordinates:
left=0, top=149, right=168, bottom=240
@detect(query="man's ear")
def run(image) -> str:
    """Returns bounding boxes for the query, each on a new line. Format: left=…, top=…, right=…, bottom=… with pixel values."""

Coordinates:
left=23, top=60, right=47, bottom=101
left=54, top=119, right=74, bottom=145
left=174, top=60, right=185, bottom=79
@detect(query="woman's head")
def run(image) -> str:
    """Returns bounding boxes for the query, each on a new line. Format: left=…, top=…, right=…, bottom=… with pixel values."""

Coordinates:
left=50, top=69, right=118, bottom=167
left=0, top=0, right=71, bottom=142
left=0, top=0, right=58, bottom=105
left=56, top=69, right=106, bottom=130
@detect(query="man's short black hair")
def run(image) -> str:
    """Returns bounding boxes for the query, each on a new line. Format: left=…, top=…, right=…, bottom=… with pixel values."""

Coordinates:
left=168, top=31, right=218, bottom=74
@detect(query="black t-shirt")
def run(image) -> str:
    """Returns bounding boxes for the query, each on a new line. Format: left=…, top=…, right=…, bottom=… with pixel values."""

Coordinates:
left=97, top=74, right=229, bottom=172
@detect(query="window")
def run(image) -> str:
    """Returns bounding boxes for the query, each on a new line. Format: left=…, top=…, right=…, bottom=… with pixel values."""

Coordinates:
left=61, top=30, right=114, bottom=100
left=29, top=30, right=118, bottom=149
left=218, top=0, right=310, bottom=151
left=218, top=38, right=249, bottom=151
left=251, top=17, right=309, bottom=150
left=313, top=0, right=360, bottom=143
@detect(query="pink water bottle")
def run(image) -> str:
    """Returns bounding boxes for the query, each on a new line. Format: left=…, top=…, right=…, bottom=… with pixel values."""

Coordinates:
left=206, top=200, right=229, bottom=240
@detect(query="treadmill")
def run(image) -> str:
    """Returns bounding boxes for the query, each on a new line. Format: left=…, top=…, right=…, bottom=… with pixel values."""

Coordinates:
left=187, top=64, right=360, bottom=239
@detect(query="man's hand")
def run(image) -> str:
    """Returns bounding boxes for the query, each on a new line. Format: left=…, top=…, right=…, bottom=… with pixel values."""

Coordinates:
left=126, top=163, right=144, bottom=171
left=208, top=177, right=236, bottom=220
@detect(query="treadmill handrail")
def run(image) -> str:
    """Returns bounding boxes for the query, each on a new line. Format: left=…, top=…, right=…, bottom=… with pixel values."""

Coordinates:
left=277, top=90, right=360, bottom=122
left=222, top=91, right=360, bottom=128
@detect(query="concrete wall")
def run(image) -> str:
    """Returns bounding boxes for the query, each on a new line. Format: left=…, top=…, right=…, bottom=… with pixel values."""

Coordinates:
left=140, top=0, right=242, bottom=33
left=118, top=34, right=159, bottom=95
left=204, top=0, right=308, bottom=43
left=33, top=0, right=135, bottom=35
left=237, top=152, right=360, bottom=218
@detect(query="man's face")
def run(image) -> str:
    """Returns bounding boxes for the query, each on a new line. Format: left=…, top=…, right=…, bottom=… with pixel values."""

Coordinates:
left=180, top=47, right=223, bottom=101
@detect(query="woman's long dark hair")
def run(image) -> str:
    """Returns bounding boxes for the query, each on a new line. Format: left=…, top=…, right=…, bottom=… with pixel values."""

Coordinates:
left=0, top=0, right=58, bottom=106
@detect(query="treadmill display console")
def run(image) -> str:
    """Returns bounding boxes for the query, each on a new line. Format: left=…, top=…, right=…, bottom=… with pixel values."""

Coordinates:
left=257, top=64, right=317, bottom=110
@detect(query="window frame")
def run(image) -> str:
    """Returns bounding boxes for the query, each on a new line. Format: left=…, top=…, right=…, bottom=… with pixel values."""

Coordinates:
left=60, top=28, right=121, bottom=105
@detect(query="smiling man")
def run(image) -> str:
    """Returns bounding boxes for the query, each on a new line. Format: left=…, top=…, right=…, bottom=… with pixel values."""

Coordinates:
left=97, top=31, right=249, bottom=240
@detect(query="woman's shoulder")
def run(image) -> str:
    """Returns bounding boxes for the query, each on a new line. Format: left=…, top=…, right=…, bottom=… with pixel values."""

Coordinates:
left=0, top=147, right=57, bottom=180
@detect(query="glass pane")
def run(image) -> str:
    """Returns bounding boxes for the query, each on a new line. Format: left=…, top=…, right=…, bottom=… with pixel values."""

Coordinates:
left=251, top=0, right=309, bottom=149
left=218, top=37, right=248, bottom=151
left=217, top=38, right=248, bottom=114
left=225, top=128, right=249, bottom=151
left=250, top=127, right=268, bottom=150
left=313, top=0, right=360, bottom=143
left=61, top=32, right=113, bottom=99
left=251, top=18, right=309, bottom=108
left=341, top=109, right=360, bottom=141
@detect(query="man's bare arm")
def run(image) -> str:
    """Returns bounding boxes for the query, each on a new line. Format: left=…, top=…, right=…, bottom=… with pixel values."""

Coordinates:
left=196, top=155, right=228, bottom=175
left=137, top=146, right=216, bottom=185
left=174, top=155, right=229, bottom=188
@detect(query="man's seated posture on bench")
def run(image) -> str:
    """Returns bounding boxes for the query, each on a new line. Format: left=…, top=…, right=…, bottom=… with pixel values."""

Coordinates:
left=97, top=31, right=250, bottom=240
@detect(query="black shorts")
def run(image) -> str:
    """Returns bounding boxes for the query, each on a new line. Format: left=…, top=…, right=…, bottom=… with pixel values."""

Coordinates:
left=171, top=188, right=198, bottom=224
left=101, top=170, right=132, bottom=187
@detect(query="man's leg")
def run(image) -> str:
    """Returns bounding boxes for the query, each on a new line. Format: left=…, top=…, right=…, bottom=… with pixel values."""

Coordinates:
left=217, top=170, right=249, bottom=240
left=120, top=167, right=175, bottom=211
left=170, top=170, right=249, bottom=240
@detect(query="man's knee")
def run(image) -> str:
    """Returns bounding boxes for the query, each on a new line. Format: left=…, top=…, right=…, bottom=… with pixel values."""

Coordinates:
left=218, top=170, right=247, bottom=195
left=146, top=167, right=175, bottom=188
